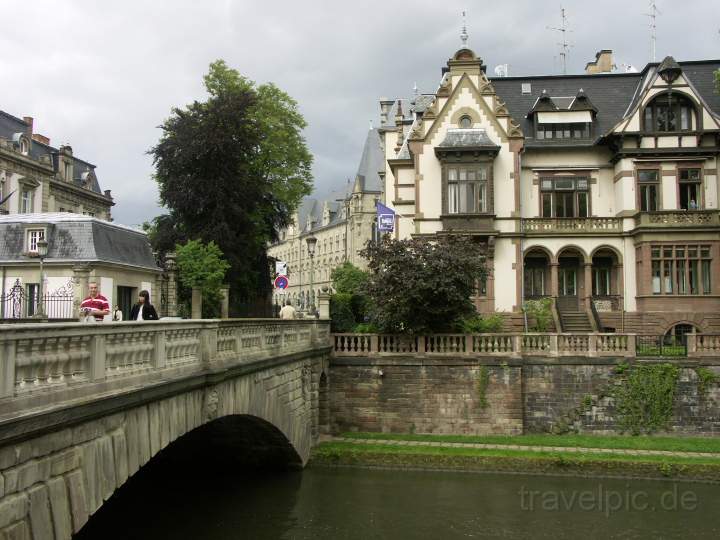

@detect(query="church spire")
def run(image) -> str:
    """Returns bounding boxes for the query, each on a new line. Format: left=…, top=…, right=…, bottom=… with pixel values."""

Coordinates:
left=460, top=10, right=469, bottom=48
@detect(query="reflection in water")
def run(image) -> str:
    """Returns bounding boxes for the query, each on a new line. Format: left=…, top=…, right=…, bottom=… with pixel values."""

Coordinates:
left=79, top=461, right=720, bottom=540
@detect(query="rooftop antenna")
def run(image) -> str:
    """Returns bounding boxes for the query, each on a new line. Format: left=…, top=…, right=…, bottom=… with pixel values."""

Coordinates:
left=460, top=10, right=469, bottom=48
left=644, top=1, right=662, bottom=62
left=547, top=6, right=573, bottom=74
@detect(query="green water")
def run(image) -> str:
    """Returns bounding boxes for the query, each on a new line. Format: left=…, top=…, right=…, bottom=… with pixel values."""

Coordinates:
left=77, top=465, right=720, bottom=539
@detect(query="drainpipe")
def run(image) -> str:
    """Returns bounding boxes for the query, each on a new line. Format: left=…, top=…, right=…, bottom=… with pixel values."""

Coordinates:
left=1, top=266, right=5, bottom=318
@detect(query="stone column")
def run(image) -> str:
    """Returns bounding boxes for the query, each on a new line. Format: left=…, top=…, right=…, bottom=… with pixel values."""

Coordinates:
left=584, top=262, right=593, bottom=310
left=191, top=287, right=203, bottom=319
left=72, top=264, right=91, bottom=317
left=615, top=263, right=624, bottom=309
left=219, top=285, right=230, bottom=319
left=317, top=286, right=330, bottom=320
left=549, top=263, right=559, bottom=298
left=164, top=253, right=178, bottom=318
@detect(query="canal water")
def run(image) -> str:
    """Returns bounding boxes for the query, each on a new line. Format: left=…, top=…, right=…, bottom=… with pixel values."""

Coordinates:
left=78, top=463, right=719, bottom=539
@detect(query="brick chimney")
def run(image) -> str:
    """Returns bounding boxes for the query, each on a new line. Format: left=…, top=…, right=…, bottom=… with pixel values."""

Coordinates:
left=22, top=116, right=33, bottom=137
left=585, top=50, right=614, bottom=74
left=32, top=133, right=50, bottom=145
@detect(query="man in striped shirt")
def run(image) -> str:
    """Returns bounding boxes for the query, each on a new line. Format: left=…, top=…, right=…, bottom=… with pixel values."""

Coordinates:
left=80, top=282, right=110, bottom=322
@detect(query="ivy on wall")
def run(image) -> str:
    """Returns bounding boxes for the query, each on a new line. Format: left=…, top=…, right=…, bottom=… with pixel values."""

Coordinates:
left=612, top=363, right=680, bottom=435
left=476, top=365, right=490, bottom=409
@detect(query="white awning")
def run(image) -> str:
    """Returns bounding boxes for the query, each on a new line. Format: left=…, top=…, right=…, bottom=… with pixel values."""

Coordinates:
left=537, top=111, right=592, bottom=124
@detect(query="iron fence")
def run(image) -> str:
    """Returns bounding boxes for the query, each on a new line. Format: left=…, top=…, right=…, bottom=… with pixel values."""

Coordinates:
left=636, top=335, right=687, bottom=357
left=1, top=278, right=75, bottom=320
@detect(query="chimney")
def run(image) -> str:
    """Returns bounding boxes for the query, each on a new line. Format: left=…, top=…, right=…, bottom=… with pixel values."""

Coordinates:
left=585, top=50, right=614, bottom=74
left=22, top=116, right=33, bottom=137
left=379, top=98, right=394, bottom=125
left=104, top=189, right=112, bottom=199
left=32, top=133, right=50, bottom=146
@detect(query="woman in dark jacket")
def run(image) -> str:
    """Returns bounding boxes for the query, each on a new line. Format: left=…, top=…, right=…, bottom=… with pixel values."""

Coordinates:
left=130, top=290, right=159, bottom=321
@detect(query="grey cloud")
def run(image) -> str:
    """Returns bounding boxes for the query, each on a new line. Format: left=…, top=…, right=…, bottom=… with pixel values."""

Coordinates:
left=1, top=0, right=717, bottom=226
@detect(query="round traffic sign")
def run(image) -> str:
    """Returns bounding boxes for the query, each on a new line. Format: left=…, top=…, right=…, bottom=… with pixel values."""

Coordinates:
left=274, top=275, right=289, bottom=289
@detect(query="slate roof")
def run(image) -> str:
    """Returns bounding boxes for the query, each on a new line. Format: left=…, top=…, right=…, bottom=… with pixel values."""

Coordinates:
left=436, top=128, right=500, bottom=151
left=0, top=213, right=159, bottom=270
left=0, top=110, right=104, bottom=195
left=489, top=59, right=720, bottom=148
left=355, top=128, right=384, bottom=191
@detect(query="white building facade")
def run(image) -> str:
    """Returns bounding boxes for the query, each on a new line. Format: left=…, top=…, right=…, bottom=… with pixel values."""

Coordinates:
left=380, top=46, right=720, bottom=335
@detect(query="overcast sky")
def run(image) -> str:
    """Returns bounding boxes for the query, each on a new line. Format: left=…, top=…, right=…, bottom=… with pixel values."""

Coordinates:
left=2, top=1, right=718, bottom=226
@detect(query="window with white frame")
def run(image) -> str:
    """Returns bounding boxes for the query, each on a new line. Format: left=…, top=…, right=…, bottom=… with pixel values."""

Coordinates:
left=27, top=229, right=45, bottom=253
left=540, top=176, right=589, bottom=218
left=447, top=165, right=489, bottom=214
left=20, top=189, right=34, bottom=213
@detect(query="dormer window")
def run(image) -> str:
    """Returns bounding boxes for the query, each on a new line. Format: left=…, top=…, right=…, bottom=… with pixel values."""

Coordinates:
left=64, top=162, right=73, bottom=182
left=27, top=228, right=45, bottom=253
left=20, top=138, right=29, bottom=155
left=459, top=115, right=472, bottom=128
left=643, top=93, right=694, bottom=132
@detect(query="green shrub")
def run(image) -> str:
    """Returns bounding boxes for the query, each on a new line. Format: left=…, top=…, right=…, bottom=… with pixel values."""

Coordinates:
left=523, top=298, right=553, bottom=332
left=458, top=313, right=504, bottom=333
left=353, top=322, right=379, bottom=334
left=695, top=367, right=718, bottom=396
left=330, top=293, right=355, bottom=333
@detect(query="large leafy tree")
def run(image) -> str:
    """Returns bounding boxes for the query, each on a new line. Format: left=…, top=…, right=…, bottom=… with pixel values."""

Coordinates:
left=360, top=236, right=487, bottom=334
left=175, top=240, right=231, bottom=318
left=149, top=60, right=313, bottom=314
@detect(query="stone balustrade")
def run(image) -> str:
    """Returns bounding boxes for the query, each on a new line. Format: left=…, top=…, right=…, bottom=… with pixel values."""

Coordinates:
left=333, top=333, right=641, bottom=357
left=0, top=319, right=330, bottom=401
left=634, top=210, right=720, bottom=228
left=521, top=217, right=622, bottom=233
left=333, top=332, right=720, bottom=358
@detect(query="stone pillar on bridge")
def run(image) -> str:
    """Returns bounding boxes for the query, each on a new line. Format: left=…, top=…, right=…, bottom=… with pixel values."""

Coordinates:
left=191, top=287, right=203, bottom=319
left=72, top=264, right=92, bottom=317
left=163, top=252, right=179, bottom=317
left=220, top=285, right=230, bottom=319
left=317, top=285, right=330, bottom=320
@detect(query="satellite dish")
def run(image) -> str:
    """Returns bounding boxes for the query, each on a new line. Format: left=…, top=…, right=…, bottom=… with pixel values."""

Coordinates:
left=494, top=64, right=509, bottom=77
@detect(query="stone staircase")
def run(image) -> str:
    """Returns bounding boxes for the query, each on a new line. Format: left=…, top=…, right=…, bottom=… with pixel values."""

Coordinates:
left=559, top=310, right=593, bottom=333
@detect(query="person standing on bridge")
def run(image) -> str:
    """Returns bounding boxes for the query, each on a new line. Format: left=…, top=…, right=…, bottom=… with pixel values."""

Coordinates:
left=80, top=281, right=111, bottom=322
left=279, top=300, right=296, bottom=320
left=130, top=290, right=159, bottom=321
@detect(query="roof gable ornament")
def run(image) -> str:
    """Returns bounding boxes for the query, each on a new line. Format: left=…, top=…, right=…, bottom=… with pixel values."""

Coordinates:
left=460, top=10, right=469, bottom=49
left=657, top=55, right=682, bottom=84
left=528, top=90, right=558, bottom=114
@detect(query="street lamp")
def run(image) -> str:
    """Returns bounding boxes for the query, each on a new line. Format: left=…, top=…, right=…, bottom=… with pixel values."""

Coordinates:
left=305, top=234, right=317, bottom=315
left=35, top=239, right=48, bottom=318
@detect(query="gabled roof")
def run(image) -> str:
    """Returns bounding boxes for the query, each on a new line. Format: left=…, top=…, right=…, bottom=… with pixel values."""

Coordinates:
left=0, top=110, right=104, bottom=195
left=0, top=213, right=159, bottom=270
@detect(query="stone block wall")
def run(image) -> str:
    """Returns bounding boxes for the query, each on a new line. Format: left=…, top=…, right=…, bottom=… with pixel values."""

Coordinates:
left=329, top=358, right=523, bottom=435
left=329, top=357, right=720, bottom=437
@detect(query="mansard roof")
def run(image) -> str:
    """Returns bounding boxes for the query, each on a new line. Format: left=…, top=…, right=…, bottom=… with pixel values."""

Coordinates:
left=489, top=59, right=720, bottom=147
left=0, top=110, right=105, bottom=195
left=0, top=213, right=159, bottom=270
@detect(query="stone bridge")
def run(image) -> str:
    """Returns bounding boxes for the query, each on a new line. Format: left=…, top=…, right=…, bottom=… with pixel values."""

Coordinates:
left=0, top=319, right=331, bottom=539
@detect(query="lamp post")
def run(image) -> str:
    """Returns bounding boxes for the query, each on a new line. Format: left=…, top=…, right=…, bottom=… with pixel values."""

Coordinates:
left=35, top=239, right=48, bottom=318
left=305, top=234, right=317, bottom=315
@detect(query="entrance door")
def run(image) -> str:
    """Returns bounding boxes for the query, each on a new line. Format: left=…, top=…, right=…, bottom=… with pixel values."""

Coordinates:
left=557, top=267, right=578, bottom=310
left=117, top=286, right=136, bottom=321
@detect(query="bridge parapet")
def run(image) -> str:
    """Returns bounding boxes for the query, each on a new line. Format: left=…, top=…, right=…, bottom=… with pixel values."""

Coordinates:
left=1, top=319, right=329, bottom=414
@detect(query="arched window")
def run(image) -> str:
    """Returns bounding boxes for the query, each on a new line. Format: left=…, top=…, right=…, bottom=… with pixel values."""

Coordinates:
left=459, top=115, right=473, bottom=129
left=643, top=93, right=694, bottom=132
left=664, top=323, right=699, bottom=347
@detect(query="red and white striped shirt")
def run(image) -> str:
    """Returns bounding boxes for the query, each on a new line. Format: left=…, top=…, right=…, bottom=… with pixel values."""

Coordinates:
left=80, top=294, right=110, bottom=321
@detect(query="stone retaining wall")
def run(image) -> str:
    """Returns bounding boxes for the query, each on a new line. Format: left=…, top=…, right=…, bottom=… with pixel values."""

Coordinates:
left=329, top=356, right=720, bottom=436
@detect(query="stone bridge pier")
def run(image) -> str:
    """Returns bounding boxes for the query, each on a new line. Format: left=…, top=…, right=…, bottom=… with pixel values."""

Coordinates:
left=0, top=319, right=331, bottom=539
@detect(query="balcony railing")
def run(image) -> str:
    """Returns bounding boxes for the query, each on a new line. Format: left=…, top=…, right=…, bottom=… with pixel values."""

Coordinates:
left=634, top=210, right=720, bottom=228
left=522, top=217, right=622, bottom=233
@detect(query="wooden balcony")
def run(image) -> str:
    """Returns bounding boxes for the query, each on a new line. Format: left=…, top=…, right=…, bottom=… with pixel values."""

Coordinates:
left=634, top=210, right=720, bottom=229
left=521, top=217, right=622, bottom=234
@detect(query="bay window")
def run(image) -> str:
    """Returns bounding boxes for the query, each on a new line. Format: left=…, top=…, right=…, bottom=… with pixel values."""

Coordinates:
left=447, top=165, right=488, bottom=214
left=650, top=244, right=712, bottom=295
